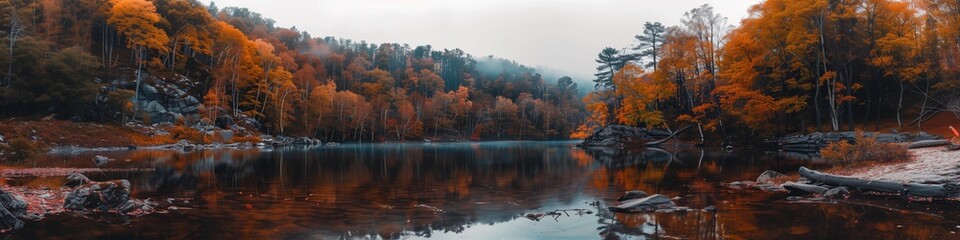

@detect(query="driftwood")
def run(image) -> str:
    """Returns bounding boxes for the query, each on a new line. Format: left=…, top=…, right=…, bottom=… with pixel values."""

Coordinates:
left=908, top=140, right=951, bottom=149
left=645, top=124, right=694, bottom=146
left=798, top=167, right=960, bottom=198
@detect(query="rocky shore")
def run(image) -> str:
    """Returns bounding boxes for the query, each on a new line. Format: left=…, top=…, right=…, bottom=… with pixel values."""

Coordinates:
left=0, top=172, right=183, bottom=232
left=726, top=144, right=960, bottom=204
left=773, top=131, right=942, bottom=152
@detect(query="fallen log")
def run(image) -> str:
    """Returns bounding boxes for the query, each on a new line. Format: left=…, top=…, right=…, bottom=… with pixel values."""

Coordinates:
left=798, top=167, right=960, bottom=198
left=908, top=140, right=950, bottom=149
left=644, top=124, right=694, bottom=146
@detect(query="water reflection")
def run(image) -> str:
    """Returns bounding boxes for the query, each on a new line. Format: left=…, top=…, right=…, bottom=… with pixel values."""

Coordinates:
left=4, top=141, right=960, bottom=239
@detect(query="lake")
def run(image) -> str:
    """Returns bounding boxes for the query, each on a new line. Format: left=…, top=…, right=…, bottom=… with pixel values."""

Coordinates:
left=4, top=141, right=959, bottom=239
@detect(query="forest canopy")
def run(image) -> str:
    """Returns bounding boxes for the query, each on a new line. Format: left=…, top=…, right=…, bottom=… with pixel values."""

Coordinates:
left=0, top=0, right=586, bottom=142
left=576, top=0, right=960, bottom=141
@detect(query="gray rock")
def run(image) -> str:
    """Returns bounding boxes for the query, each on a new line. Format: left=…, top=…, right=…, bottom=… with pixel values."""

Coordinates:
left=782, top=182, right=829, bottom=195
left=580, top=125, right=671, bottom=148
left=703, top=205, right=717, bottom=212
left=119, top=200, right=139, bottom=213
left=756, top=170, right=786, bottom=185
left=93, top=155, right=112, bottom=166
left=0, top=204, right=23, bottom=231
left=0, top=189, right=27, bottom=218
left=608, top=194, right=676, bottom=213
left=219, top=130, right=234, bottom=141
left=598, top=138, right=619, bottom=147
left=616, top=190, right=649, bottom=202
left=64, top=179, right=132, bottom=212
left=824, top=187, right=850, bottom=198
left=66, top=173, right=92, bottom=186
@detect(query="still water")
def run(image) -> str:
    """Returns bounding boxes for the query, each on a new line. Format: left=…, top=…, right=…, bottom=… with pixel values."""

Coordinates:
left=4, top=141, right=960, bottom=239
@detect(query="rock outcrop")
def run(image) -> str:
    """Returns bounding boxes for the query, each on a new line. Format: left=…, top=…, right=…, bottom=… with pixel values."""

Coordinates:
left=64, top=179, right=132, bottom=212
left=134, top=74, right=202, bottom=124
left=775, top=131, right=941, bottom=152
left=579, top=125, right=671, bottom=148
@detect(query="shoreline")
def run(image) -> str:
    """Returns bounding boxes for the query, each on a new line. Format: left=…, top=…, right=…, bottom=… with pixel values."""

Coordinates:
left=833, top=147, right=960, bottom=184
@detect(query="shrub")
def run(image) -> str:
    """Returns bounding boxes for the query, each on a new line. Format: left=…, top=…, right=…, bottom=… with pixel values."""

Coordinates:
left=0, top=138, right=43, bottom=163
left=230, top=134, right=262, bottom=144
left=167, top=125, right=205, bottom=143
left=820, top=130, right=912, bottom=164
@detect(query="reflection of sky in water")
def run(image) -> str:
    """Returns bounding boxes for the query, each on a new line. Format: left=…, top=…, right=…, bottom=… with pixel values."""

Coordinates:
left=6, top=141, right=960, bottom=239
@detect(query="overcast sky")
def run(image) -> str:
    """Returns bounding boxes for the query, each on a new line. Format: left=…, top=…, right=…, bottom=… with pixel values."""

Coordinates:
left=211, top=0, right=760, bottom=83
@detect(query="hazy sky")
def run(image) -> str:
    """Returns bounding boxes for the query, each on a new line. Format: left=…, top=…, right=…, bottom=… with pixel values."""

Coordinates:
left=211, top=0, right=760, bottom=82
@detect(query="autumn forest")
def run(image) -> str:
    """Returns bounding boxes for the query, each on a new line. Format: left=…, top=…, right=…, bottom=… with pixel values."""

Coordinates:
left=0, top=0, right=585, bottom=142
left=582, top=0, right=960, bottom=142
left=0, top=0, right=958, bottom=143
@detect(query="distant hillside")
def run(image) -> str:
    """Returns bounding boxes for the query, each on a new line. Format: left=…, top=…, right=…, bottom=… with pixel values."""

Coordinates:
left=0, top=0, right=585, bottom=142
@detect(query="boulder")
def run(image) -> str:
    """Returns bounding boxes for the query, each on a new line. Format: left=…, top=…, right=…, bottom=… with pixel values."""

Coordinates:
left=0, top=189, right=26, bottom=218
left=93, top=155, right=112, bottom=166
left=616, top=190, right=649, bottom=202
left=756, top=170, right=786, bottom=185
left=824, top=187, right=850, bottom=198
left=64, top=179, right=132, bottom=212
left=608, top=194, right=676, bottom=213
left=0, top=189, right=26, bottom=231
left=0, top=205, right=22, bottom=232
left=580, top=125, right=672, bottom=149
left=65, top=173, right=92, bottom=186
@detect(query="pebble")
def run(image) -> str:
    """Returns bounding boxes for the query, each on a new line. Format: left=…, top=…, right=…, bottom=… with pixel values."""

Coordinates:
left=703, top=205, right=718, bottom=212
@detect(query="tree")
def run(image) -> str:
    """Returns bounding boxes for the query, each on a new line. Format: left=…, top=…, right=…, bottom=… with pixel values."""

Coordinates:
left=634, top=22, right=667, bottom=71
left=1, top=2, right=24, bottom=87
left=868, top=0, right=923, bottom=128
left=307, top=82, right=335, bottom=136
left=492, top=96, right=519, bottom=138
left=154, top=0, right=214, bottom=71
left=613, top=64, right=675, bottom=127
left=42, top=46, right=100, bottom=116
left=107, top=0, right=170, bottom=111
left=593, top=47, right=631, bottom=90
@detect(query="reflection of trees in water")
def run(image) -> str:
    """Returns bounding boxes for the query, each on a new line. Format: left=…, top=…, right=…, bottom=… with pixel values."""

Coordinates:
left=583, top=147, right=754, bottom=239
left=124, top=143, right=603, bottom=239
left=582, top=147, right=960, bottom=239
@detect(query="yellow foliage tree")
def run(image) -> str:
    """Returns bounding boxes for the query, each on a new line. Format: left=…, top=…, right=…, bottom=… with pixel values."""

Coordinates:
left=613, top=64, right=675, bottom=127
